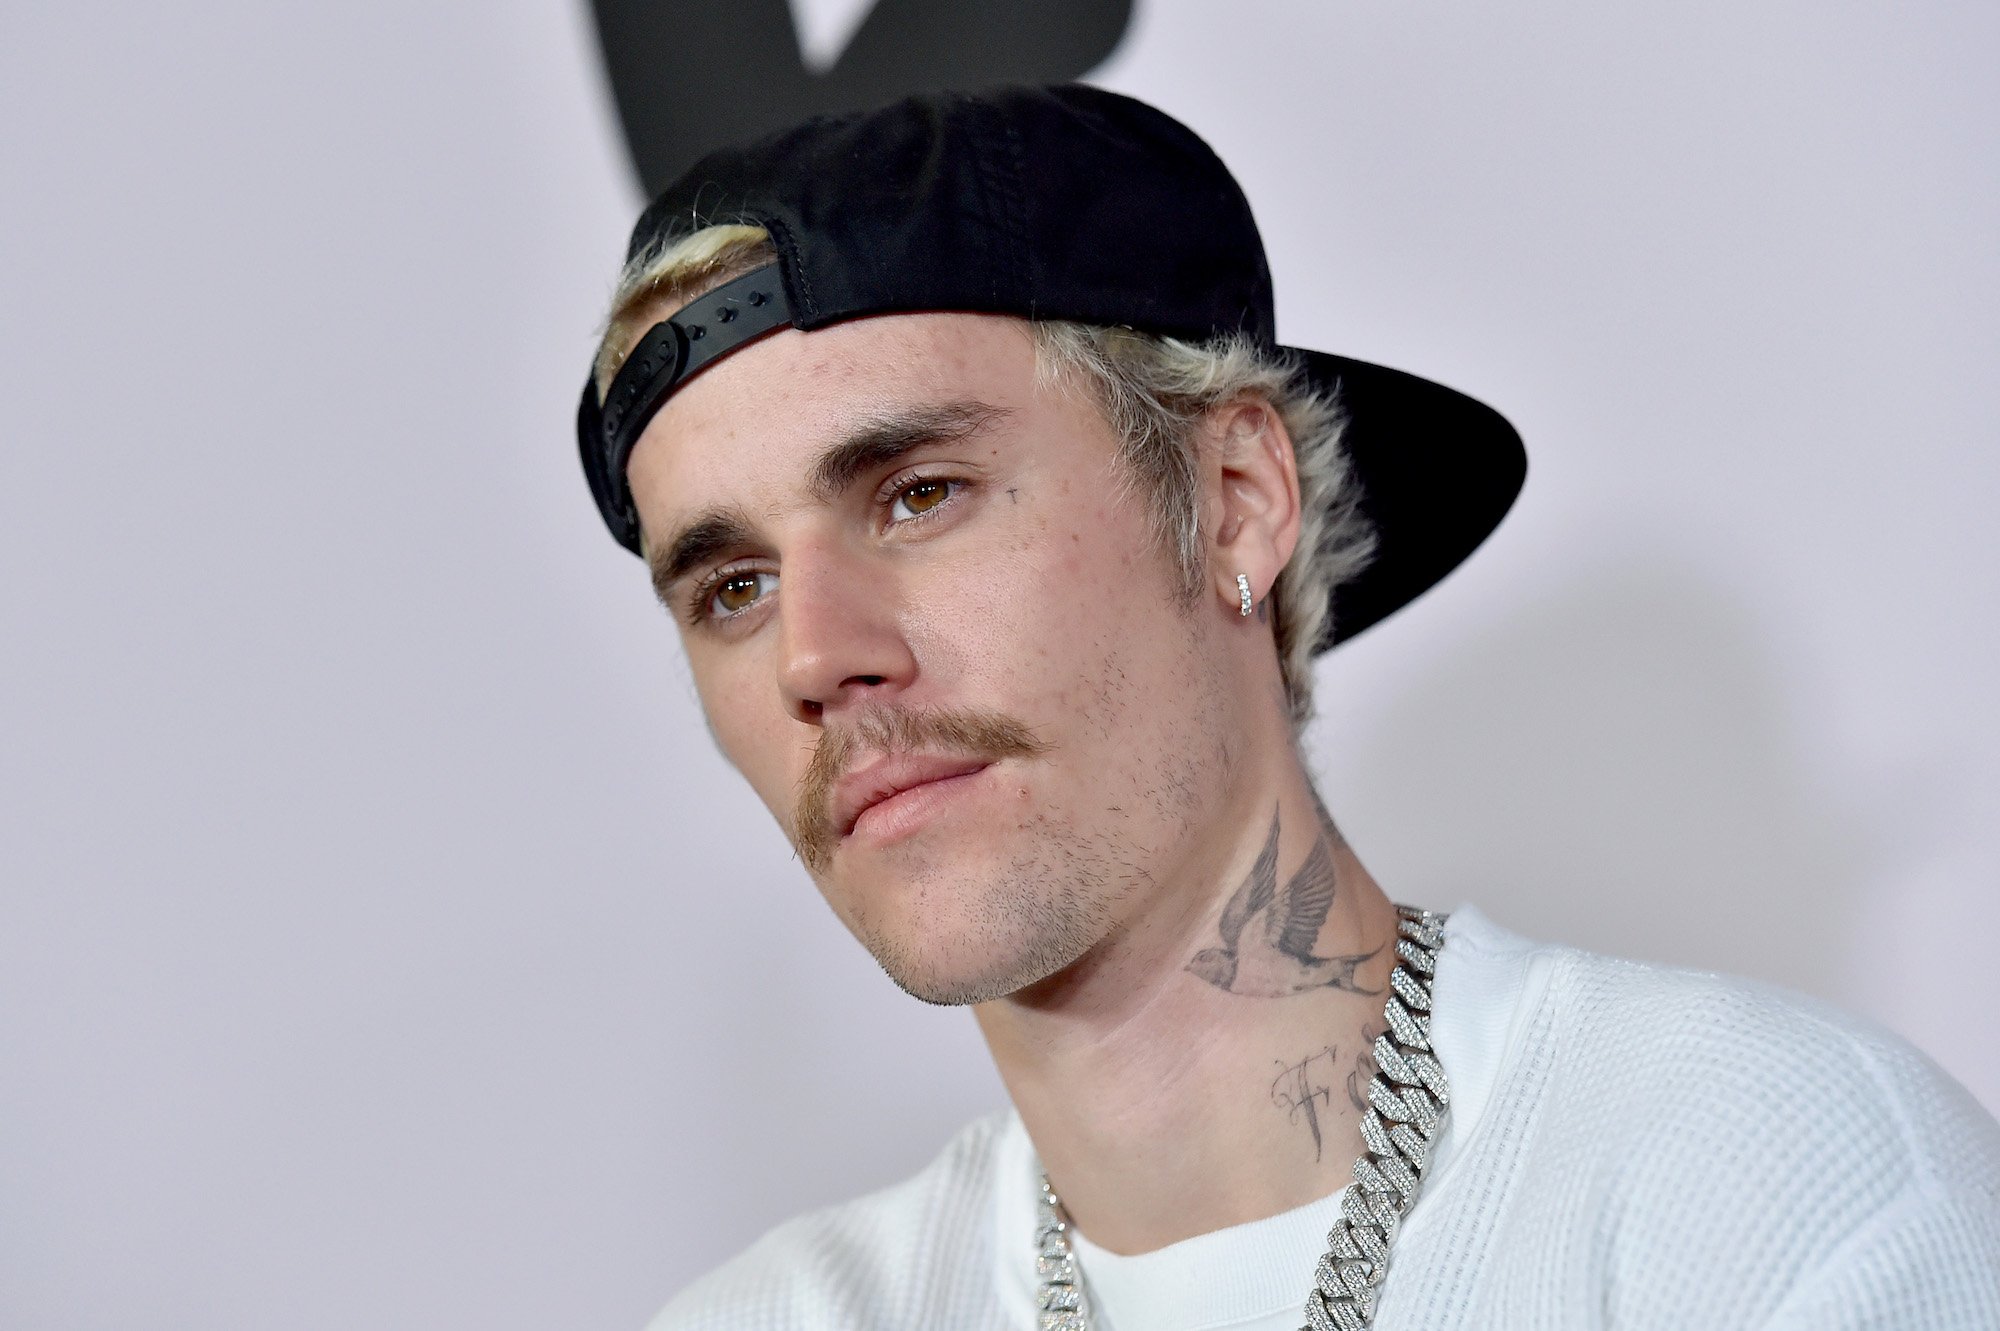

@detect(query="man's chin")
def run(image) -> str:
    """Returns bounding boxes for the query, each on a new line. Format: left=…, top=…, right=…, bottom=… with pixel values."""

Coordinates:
left=854, top=891, right=1109, bottom=1008
left=872, top=949, right=1075, bottom=1007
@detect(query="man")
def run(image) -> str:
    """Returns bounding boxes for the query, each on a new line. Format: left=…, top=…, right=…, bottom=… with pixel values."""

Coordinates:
left=574, top=85, right=2000, bottom=1330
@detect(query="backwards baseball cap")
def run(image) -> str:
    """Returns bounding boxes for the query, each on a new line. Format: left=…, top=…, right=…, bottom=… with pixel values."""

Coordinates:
left=577, top=83, right=1525, bottom=651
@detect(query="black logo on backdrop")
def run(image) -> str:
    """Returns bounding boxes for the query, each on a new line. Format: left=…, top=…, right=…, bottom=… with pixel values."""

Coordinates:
left=589, top=0, right=1132, bottom=194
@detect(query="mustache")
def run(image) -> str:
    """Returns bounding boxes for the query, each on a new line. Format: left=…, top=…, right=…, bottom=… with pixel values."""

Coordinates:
left=793, top=705, right=1051, bottom=873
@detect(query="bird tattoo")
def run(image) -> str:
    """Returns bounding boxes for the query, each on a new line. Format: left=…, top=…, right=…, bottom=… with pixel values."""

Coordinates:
left=1186, top=808, right=1382, bottom=998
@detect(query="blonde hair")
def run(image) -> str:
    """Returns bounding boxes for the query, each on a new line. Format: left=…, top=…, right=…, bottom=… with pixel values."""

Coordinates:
left=592, top=226, right=1377, bottom=731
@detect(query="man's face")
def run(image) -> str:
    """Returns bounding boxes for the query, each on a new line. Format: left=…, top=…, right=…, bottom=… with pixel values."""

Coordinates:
left=625, top=312, right=1239, bottom=1004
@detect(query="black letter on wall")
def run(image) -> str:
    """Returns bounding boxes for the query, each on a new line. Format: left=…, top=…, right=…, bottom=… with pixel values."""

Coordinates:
left=588, top=0, right=1134, bottom=194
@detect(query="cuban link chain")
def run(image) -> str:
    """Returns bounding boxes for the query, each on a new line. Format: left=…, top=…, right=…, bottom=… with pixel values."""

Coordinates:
left=1035, top=904, right=1450, bottom=1331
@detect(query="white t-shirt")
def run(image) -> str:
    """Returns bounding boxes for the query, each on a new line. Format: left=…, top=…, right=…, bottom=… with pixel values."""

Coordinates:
left=648, top=905, right=2000, bottom=1329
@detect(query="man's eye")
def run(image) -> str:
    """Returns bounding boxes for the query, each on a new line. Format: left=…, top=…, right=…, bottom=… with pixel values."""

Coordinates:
left=889, top=478, right=958, bottom=522
left=707, top=570, right=777, bottom=618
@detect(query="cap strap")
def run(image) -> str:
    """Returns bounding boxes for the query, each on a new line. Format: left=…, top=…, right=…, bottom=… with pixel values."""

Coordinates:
left=578, top=263, right=793, bottom=553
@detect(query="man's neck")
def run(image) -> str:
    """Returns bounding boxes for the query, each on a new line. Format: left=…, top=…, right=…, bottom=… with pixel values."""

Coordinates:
left=973, top=768, right=1402, bottom=1255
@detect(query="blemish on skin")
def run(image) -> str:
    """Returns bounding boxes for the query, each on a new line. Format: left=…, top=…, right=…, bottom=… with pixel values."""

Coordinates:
left=1007, top=488, right=1019, bottom=503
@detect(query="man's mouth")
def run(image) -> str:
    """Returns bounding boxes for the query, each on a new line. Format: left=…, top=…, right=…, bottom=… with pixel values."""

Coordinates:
left=792, top=707, right=1050, bottom=874
left=833, top=754, right=997, bottom=840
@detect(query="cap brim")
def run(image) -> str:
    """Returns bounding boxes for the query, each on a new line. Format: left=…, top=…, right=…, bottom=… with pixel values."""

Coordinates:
left=1290, top=348, right=1527, bottom=652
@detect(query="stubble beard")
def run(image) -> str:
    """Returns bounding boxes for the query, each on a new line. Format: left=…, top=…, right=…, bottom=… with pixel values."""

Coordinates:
left=795, top=688, right=1229, bottom=1008
left=858, top=818, right=1127, bottom=1006
left=788, top=590, right=1233, bottom=1008
left=789, top=702, right=1109, bottom=1005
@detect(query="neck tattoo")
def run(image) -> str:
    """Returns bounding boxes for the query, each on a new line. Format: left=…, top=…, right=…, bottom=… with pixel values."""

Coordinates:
left=1034, top=905, right=1450, bottom=1331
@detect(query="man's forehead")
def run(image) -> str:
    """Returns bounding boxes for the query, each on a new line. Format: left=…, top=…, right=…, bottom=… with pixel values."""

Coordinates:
left=659, top=307, right=1032, bottom=424
left=629, top=312, right=1037, bottom=528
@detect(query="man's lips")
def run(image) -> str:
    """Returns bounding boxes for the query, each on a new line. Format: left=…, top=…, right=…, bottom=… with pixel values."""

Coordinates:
left=833, top=754, right=996, bottom=839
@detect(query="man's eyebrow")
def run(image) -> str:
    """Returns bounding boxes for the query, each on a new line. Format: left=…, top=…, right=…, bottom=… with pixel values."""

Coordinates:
left=646, top=400, right=1012, bottom=602
left=805, top=400, right=1011, bottom=503
left=648, top=508, right=759, bottom=603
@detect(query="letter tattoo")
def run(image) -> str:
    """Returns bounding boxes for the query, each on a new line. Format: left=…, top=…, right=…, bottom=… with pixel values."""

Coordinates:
left=1271, top=1045, right=1341, bottom=1161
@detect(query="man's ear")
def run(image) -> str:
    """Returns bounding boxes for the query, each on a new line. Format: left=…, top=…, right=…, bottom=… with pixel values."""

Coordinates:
left=1202, top=397, right=1302, bottom=618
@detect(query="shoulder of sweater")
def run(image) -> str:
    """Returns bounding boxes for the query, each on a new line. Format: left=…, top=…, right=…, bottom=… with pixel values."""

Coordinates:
left=1523, top=937, right=2000, bottom=1218
left=642, top=1108, right=1009, bottom=1331
left=1431, top=919, right=2000, bottom=1323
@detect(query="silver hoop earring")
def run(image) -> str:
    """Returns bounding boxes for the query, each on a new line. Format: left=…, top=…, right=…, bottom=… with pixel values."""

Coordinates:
left=1237, top=573, right=1254, bottom=617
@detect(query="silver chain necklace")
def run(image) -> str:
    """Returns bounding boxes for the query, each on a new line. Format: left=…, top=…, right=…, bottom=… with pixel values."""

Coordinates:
left=1034, top=905, right=1450, bottom=1331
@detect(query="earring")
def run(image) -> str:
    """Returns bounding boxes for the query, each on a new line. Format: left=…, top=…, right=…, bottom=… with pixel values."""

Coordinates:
left=1237, top=573, right=1254, bottom=617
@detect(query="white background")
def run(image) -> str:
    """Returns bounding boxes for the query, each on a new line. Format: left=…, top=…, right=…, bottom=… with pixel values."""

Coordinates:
left=3, top=2, right=1994, bottom=1327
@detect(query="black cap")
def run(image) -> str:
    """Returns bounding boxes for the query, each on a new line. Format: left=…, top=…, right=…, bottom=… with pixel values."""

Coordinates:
left=577, top=83, right=1525, bottom=651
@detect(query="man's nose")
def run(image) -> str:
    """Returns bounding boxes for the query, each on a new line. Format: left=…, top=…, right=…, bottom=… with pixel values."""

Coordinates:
left=775, top=544, right=917, bottom=723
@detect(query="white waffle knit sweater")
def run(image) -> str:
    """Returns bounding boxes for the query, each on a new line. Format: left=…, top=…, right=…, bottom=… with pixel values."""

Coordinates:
left=647, top=905, right=2000, bottom=1330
